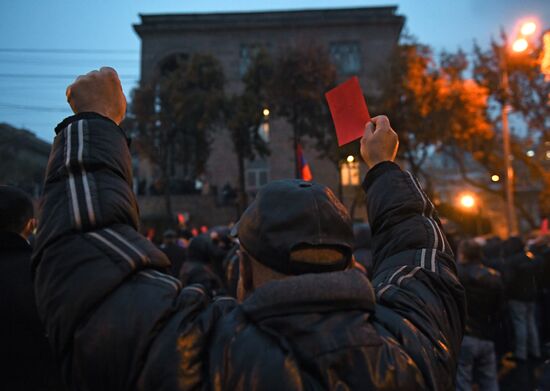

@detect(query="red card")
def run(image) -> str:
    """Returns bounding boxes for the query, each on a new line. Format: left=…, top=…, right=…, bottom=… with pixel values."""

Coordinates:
left=541, top=218, right=548, bottom=235
left=325, top=76, right=371, bottom=146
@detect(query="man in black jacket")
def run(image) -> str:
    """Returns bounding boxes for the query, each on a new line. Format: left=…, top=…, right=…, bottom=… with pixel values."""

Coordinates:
left=33, top=67, right=465, bottom=390
left=0, top=186, right=62, bottom=390
left=160, top=229, right=187, bottom=278
left=456, top=239, right=504, bottom=391
left=502, top=237, right=542, bottom=361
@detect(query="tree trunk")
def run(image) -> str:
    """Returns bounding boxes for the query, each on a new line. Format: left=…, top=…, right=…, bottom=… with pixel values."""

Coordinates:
left=161, top=152, right=173, bottom=222
left=164, top=182, right=172, bottom=222
left=236, top=151, right=248, bottom=216
left=293, top=127, right=300, bottom=179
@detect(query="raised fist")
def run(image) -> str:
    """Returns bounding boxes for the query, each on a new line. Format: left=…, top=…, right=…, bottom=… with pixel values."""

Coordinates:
left=66, top=67, right=127, bottom=125
left=360, top=115, right=399, bottom=168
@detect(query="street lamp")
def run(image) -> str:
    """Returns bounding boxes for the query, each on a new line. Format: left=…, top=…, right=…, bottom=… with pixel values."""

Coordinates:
left=513, top=38, right=529, bottom=53
left=520, top=21, right=537, bottom=36
left=459, top=193, right=476, bottom=209
left=497, top=20, right=537, bottom=236
left=458, top=193, right=482, bottom=234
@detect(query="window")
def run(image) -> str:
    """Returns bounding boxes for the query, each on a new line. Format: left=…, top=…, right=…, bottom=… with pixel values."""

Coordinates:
left=239, top=43, right=270, bottom=76
left=340, top=161, right=360, bottom=186
left=330, top=41, right=361, bottom=75
left=245, top=158, right=270, bottom=191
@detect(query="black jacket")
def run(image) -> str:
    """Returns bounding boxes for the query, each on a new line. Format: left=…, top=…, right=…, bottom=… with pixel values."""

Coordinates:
left=458, top=262, right=504, bottom=340
left=501, top=254, right=541, bottom=302
left=160, top=242, right=187, bottom=277
left=33, top=113, right=465, bottom=390
left=179, top=235, right=225, bottom=295
left=0, top=231, right=62, bottom=390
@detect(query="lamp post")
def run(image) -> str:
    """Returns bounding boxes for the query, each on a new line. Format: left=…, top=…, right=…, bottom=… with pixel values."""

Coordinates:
left=497, top=21, right=537, bottom=237
left=498, top=46, right=518, bottom=236
left=458, top=193, right=481, bottom=235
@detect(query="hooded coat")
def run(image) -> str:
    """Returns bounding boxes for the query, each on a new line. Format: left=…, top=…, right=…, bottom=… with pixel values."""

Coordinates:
left=33, top=113, right=465, bottom=390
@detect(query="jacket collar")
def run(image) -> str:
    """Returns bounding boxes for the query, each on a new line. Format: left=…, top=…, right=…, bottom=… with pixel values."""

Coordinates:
left=241, top=269, right=375, bottom=321
left=0, top=231, right=30, bottom=251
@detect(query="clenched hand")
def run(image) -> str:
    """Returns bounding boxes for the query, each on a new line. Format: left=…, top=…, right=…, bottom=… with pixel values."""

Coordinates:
left=360, top=115, right=399, bottom=168
left=66, top=67, right=127, bottom=125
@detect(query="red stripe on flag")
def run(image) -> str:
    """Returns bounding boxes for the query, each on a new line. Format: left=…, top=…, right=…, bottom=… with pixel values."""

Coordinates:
left=296, top=143, right=313, bottom=181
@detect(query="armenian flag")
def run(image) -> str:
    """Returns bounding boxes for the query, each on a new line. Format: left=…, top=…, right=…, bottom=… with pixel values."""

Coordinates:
left=296, top=143, right=313, bottom=181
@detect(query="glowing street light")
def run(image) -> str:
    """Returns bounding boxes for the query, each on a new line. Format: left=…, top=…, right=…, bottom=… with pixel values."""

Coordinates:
left=459, top=194, right=476, bottom=209
left=526, top=150, right=535, bottom=157
left=513, top=38, right=529, bottom=53
left=346, top=155, right=354, bottom=163
left=520, top=21, right=537, bottom=36
left=491, top=175, right=500, bottom=182
left=262, top=108, right=270, bottom=117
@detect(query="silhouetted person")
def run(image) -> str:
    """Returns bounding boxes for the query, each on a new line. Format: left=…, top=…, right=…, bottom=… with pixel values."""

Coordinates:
left=159, top=229, right=187, bottom=277
left=179, top=234, right=225, bottom=296
left=502, top=237, right=541, bottom=361
left=32, top=67, right=465, bottom=389
left=0, top=185, right=62, bottom=390
left=456, top=239, right=504, bottom=391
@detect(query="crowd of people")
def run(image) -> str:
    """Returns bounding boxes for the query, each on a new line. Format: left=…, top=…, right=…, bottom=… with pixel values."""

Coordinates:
left=150, top=223, right=550, bottom=391
left=1, top=67, right=549, bottom=390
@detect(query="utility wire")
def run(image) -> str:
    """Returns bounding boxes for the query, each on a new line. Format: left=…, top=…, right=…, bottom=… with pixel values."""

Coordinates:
left=0, top=48, right=138, bottom=54
left=0, top=59, right=139, bottom=66
left=0, top=102, right=71, bottom=112
left=0, top=73, right=139, bottom=80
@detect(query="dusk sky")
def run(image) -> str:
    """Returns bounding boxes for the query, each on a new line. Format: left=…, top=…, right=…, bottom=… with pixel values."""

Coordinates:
left=1, top=0, right=548, bottom=142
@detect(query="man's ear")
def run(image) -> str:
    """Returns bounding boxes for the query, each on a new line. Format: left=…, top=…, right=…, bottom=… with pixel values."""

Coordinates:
left=21, top=218, right=37, bottom=239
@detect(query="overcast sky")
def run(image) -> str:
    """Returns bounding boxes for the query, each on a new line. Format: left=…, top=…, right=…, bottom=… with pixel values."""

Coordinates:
left=0, top=0, right=548, bottom=142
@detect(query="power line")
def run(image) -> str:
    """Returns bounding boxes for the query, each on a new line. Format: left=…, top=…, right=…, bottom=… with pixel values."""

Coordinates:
left=0, top=102, right=71, bottom=112
left=0, top=59, right=139, bottom=66
left=0, top=73, right=139, bottom=80
left=0, top=48, right=138, bottom=54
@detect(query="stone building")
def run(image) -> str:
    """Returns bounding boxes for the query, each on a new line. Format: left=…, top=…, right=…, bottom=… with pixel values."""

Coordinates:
left=133, top=6, right=404, bottom=222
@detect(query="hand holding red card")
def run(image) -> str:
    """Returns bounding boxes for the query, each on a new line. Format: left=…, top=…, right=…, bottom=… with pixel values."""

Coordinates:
left=325, top=76, right=371, bottom=146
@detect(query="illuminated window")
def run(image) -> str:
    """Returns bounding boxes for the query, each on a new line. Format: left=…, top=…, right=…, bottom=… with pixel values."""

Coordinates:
left=330, top=41, right=361, bottom=75
left=341, top=161, right=360, bottom=186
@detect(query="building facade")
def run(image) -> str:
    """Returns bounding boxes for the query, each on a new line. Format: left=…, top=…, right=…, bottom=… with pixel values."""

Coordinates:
left=133, top=7, right=404, bottom=221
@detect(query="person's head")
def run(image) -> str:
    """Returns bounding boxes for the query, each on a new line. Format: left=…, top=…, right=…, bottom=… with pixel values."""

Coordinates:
left=162, top=229, right=177, bottom=245
left=231, top=179, right=354, bottom=301
left=501, top=236, right=525, bottom=257
left=483, top=236, right=502, bottom=259
left=187, top=234, right=216, bottom=264
left=458, top=239, right=483, bottom=264
left=0, top=185, right=36, bottom=239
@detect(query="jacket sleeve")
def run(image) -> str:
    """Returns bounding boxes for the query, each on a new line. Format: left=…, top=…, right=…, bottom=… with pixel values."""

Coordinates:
left=365, top=162, right=466, bottom=391
left=33, top=114, right=231, bottom=390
